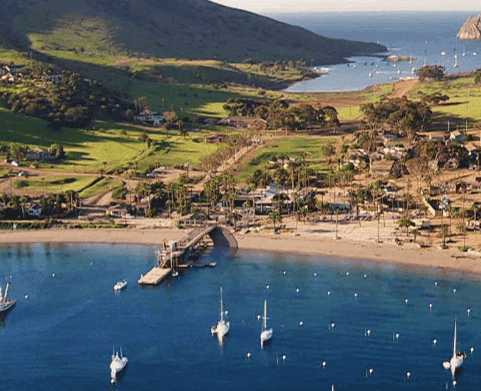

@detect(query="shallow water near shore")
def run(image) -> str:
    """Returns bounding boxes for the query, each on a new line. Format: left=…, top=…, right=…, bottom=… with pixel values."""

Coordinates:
left=0, top=243, right=481, bottom=390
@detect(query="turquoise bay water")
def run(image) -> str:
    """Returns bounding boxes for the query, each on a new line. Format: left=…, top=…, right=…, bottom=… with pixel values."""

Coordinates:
left=266, top=11, right=481, bottom=92
left=0, top=243, right=481, bottom=390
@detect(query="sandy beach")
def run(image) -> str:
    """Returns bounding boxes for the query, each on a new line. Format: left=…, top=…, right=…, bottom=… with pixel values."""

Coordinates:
left=1, top=215, right=481, bottom=276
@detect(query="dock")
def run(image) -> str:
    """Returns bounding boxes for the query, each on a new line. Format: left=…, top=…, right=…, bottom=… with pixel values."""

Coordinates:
left=138, top=267, right=172, bottom=285
left=137, top=225, right=237, bottom=286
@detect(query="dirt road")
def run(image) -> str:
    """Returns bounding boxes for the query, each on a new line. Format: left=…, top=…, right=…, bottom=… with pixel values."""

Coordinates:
left=388, top=79, right=418, bottom=99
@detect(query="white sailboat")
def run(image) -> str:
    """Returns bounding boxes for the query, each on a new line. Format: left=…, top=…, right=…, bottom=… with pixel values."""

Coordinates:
left=113, top=280, right=127, bottom=291
left=442, top=319, right=466, bottom=377
left=453, top=54, right=459, bottom=68
left=462, top=45, right=466, bottom=57
left=0, top=283, right=16, bottom=313
left=110, top=346, right=128, bottom=383
left=260, top=299, right=273, bottom=347
left=211, top=287, right=230, bottom=339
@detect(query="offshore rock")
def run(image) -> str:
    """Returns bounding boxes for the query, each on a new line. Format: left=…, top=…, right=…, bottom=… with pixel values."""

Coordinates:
left=457, top=14, right=481, bottom=40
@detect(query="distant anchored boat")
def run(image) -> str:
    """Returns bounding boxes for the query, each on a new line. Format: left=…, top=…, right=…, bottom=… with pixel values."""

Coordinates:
left=113, top=280, right=127, bottom=291
left=0, top=283, right=15, bottom=314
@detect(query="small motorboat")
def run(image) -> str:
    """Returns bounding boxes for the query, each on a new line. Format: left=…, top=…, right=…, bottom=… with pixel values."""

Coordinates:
left=110, top=347, right=128, bottom=383
left=0, top=283, right=15, bottom=314
left=113, top=280, right=127, bottom=291
left=211, top=287, right=230, bottom=339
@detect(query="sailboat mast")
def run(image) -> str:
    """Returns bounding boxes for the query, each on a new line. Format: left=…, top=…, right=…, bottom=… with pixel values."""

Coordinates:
left=4, top=282, right=9, bottom=302
left=219, top=287, right=224, bottom=322
left=453, top=319, right=457, bottom=357
left=262, top=300, right=267, bottom=330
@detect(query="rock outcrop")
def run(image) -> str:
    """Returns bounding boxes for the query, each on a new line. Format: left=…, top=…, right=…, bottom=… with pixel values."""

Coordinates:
left=457, top=14, right=481, bottom=40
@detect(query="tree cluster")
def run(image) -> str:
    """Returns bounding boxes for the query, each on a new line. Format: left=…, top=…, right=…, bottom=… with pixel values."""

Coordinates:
left=223, top=98, right=339, bottom=131
left=415, top=65, right=445, bottom=81
left=1, top=62, right=129, bottom=130
left=361, top=97, right=432, bottom=136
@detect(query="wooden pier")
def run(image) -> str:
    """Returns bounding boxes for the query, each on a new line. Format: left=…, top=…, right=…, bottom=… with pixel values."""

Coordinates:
left=138, top=225, right=237, bottom=286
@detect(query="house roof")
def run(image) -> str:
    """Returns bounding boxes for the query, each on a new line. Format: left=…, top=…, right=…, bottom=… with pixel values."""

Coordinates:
left=29, top=147, right=49, bottom=154
left=465, top=143, right=479, bottom=152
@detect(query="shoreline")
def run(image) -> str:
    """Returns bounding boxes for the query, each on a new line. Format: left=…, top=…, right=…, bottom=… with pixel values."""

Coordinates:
left=2, top=227, right=481, bottom=277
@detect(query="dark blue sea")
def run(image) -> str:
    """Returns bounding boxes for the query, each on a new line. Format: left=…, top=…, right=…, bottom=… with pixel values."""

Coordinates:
left=264, top=11, right=481, bottom=91
left=1, top=242, right=481, bottom=390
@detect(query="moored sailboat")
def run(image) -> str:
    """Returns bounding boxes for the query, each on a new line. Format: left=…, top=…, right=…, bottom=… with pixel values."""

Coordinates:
left=453, top=54, right=459, bottom=68
left=0, top=283, right=15, bottom=314
left=442, top=319, right=466, bottom=377
left=260, top=299, right=273, bottom=347
left=110, top=346, right=128, bottom=383
left=211, top=287, right=230, bottom=339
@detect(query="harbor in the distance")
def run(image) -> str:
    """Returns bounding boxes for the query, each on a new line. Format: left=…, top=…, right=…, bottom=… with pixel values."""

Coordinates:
left=279, top=11, right=481, bottom=92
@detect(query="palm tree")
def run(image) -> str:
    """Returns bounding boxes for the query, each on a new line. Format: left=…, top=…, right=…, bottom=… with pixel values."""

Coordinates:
left=20, top=195, right=29, bottom=218
left=227, top=209, right=241, bottom=231
left=297, top=206, right=308, bottom=224
left=456, top=225, right=467, bottom=249
left=397, top=217, right=414, bottom=236
left=267, top=210, right=282, bottom=233
left=440, top=224, right=449, bottom=248
left=410, top=228, right=419, bottom=243
left=375, top=211, right=382, bottom=243
left=334, top=209, right=341, bottom=239
left=471, top=204, right=479, bottom=222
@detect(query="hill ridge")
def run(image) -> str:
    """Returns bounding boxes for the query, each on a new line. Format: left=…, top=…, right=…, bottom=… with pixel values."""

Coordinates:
left=0, top=0, right=386, bottom=64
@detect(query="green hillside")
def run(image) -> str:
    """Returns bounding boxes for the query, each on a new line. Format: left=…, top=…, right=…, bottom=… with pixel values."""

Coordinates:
left=0, top=0, right=385, bottom=64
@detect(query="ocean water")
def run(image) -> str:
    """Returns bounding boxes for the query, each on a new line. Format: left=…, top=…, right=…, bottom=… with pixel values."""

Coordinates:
left=0, top=242, right=481, bottom=390
left=264, top=11, right=481, bottom=92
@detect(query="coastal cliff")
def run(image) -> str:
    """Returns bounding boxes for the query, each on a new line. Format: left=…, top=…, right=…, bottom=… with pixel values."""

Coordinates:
left=457, top=13, right=481, bottom=40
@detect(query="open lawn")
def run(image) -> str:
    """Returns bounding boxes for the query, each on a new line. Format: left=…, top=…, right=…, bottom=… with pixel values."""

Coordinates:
left=79, top=176, right=123, bottom=198
left=409, top=75, right=481, bottom=122
left=12, top=175, right=98, bottom=193
left=236, top=135, right=334, bottom=183
left=0, top=105, right=221, bottom=173
left=0, top=50, right=29, bottom=64
left=432, top=96, right=481, bottom=122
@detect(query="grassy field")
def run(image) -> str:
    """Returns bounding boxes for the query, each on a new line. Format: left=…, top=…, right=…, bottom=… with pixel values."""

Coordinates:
left=409, top=75, right=481, bottom=122
left=13, top=175, right=99, bottom=193
left=236, top=136, right=335, bottom=183
left=0, top=103, right=221, bottom=173
left=79, top=176, right=123, bottom=198
left=0, top=49, right=29, bottom=64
